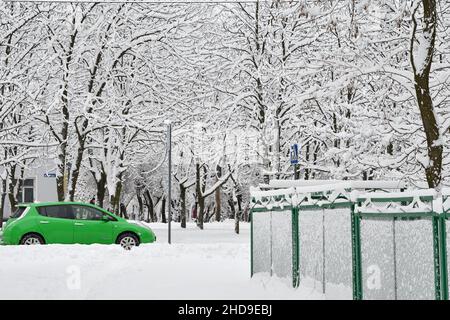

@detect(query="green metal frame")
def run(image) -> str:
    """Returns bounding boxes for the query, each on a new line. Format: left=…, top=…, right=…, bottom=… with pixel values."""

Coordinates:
left=432, top=216, right=442, bottom=300
left=250, top=205, right=299, bottom=287
left=351, top=203, right=363, bottom=300
left=441, top=197, right=450, bottom=300
left=442, top=216, right=449, bottom=300
left=292, top=207, right=299, bottom=287
left=250, top=209, right=254, bottom=278
left=250, top=192, right=450, bottom=300
left=356, top=196, right=444, bottom=300
left=298, top=200, right=356, bottom=298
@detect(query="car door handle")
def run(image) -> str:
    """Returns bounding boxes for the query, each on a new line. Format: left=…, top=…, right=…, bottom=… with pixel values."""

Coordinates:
left=74, top=222, right=84, bottom=226
left=40, top=221, right=49, bottom=224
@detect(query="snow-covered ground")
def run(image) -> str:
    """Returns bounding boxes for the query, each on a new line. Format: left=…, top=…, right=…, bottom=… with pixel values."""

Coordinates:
left=0, top=221, right=322, bottom=300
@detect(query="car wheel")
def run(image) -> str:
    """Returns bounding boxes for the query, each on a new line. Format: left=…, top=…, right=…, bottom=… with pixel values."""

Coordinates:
left=117, top=233, right=140, bottom=250
left=20, top=234, right=45, bottom=245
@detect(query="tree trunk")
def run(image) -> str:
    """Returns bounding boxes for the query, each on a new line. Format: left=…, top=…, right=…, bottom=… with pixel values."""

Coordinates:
left=228, top=190, right=239, bottom=234
left=205, top=203, right=214, bottom=223
left=0, top=179, right=6, bottom=228
left=136, top=188, right=144, bottom=221
left=214, top=185, right=221, bottom=222
left=196, top=163, right=204, bottom=230
left=192, top=200, right=198, bottom=220
left=197, top=196, right=204, bottom=229
left=55, top=17, right=78, bottom=202
left=111, top=180, right=122, bottom=215
left=410, top=0, right=442, bottom=189
left=8, top=165, right=17, bottom=213
left=69, top=138, right=85, bottom=201
left=236, top=187, right=243, bottom=234
left=15, top=166, right=25, bottom=204
left=56, top=145, right=68, bottom=202
left=120, top=202, right=128, bottom=219
left=305, top=142, right=310, bottom=180
left=180, top=184, right=186, bottom=228
left=160, top=197, right=167, bottom=223
left=228, top=191, right=236, bottom=220
left=96, top=171, right=107, bottom=208
left=144, top=190, right=155, bottom=222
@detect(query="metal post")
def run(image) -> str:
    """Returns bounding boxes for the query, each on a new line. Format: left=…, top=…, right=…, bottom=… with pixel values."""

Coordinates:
left=322, top=209, right=326, bottom=295
left=439, top=217, right=448, bottom=300
left=167, top=122, right=172, bottom=244
left=432, top=216, right=442, bottom=300
left=250, top=210, right=254, bottom=277
left=292, top=206, right=300, bottom=288
left=351, top=204, right=363, bottom=300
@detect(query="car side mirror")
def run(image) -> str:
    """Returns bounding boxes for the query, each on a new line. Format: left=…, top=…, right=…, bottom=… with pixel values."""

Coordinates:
left=102, top=215, right=112, bottom=222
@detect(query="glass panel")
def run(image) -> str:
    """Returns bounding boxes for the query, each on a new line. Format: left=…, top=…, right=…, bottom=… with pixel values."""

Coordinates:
left=395, top=219, right=434, bottom=300
left=324, top=207, right=352, bottom=299
left=361, top=218, right=434, bottom=300
left=252, top=212, right=272, bottom=275
left=271, top=211, right=292, bottom=282
left=252, top=209, right=293, bottom=285
left=361, top=219, right=395, bottom=300
left=299, top=208, right=324, bottom=291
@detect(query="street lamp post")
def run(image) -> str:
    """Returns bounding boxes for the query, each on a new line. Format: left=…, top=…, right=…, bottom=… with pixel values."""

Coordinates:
left=166, top=121, right=172, bottom=244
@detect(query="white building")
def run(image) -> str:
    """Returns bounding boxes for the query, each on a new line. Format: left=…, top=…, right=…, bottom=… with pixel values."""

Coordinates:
left=1, top=160, right=58, bottom=219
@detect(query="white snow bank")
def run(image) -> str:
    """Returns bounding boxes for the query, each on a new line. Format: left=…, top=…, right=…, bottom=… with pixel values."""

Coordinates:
left=0, top=222, right=322, bottom=300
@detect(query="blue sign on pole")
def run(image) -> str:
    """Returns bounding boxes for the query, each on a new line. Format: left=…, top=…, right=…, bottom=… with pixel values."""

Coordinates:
left=290, top=144, right=299, bottom=165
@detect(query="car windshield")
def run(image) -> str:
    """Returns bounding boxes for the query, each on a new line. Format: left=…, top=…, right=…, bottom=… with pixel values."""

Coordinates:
left=10, top=207, right=26, bottom=219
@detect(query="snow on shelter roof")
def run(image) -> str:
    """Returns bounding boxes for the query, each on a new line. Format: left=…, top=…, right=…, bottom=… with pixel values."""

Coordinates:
left=356, top=189, right=436, bottom=201
left=443, top=188, right=450, bottom=212
left=443, top=188, right=450, bottom=196
left=268, top=179, right=406, bottom=190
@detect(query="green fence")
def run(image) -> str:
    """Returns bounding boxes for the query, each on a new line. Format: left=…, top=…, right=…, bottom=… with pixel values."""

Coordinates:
left=443, top=189, right=450, bottom=300
left=354, top=192, right=443, bottom=300
left=250, top=190, right=298, bottom=287
left=250, top=185, right=450, bottom=300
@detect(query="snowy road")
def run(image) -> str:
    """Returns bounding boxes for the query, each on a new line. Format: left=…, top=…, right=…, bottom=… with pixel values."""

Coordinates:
left=0, top=221, right=321, bottom=300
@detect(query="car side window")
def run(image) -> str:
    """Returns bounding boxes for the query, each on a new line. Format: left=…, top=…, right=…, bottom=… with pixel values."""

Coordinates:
left=38, top=205, right=74, bottom=219
left=72, top=205, right=105, bottom=221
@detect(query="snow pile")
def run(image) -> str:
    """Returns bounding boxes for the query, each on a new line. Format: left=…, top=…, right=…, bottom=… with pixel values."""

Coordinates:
left=0, top=221, right=322, bottom=300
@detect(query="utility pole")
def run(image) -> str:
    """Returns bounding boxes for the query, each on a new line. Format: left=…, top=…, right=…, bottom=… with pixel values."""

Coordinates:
left=166, top=121, right=172, bottom=244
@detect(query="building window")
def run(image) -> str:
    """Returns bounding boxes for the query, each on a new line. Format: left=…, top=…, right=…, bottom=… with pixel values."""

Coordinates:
left=18, top=179, right=35, bottom=203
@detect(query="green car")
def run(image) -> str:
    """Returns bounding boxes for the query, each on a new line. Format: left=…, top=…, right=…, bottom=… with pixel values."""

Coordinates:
left=0, top=202, right=156, bottom=249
